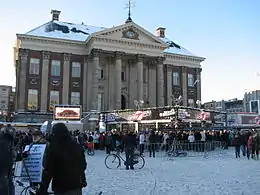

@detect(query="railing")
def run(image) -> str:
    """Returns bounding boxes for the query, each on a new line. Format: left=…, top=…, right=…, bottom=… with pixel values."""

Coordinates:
left=142, top=141, right=226, bottom=158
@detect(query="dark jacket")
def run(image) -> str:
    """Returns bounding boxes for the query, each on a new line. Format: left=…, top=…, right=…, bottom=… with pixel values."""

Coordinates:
left=232, top=136, right=241, bottom=147
left=38, top=123, right=87, bottom=194
left=122, top=134, right=136, bottom=149
left=0, top=134, right=14, bottom=195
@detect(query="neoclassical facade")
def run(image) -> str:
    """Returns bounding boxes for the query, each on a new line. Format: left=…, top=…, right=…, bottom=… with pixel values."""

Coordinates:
left=14, top=10, right=205, bottom=113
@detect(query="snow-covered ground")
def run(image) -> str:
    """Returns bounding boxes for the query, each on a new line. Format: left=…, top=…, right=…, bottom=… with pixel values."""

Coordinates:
left=16, top=149, right=260, bottom=195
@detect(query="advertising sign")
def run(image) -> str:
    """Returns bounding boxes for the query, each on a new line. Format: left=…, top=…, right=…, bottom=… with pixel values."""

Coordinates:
left=178, top=108, right=211, bottom=121
left=54, top=106, right=81, bottom=120
left=241, top=115, right=258, bottom=124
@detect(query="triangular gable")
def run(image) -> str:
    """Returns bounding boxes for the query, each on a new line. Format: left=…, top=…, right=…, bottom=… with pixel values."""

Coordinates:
left=89, top=22, right=169, bottom=47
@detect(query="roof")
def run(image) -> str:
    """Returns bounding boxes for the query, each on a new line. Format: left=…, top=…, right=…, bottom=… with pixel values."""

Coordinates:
left=25, top=20, right=106, bottom=42
left=22, top=20, right=197, bottom=57
left=159, top=37, right=196, bottom=57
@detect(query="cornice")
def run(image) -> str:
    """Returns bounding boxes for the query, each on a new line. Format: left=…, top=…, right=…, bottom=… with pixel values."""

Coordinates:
left=90, top=36, right=164, bottom=51
left=16, top=34, right=86, bottom=46
left=164, top=52, right=206, bottom=63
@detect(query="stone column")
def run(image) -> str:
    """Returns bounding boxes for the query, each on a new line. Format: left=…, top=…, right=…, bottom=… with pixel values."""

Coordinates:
left=62, top=53, right=71, bottom=104
left=40, top=51, right=50, bottom=112
left=182, top=66, right=187, bottom=106
left=156, top=57, right=165, bottom=107
left=167, top=65, right=172, bottom=106
left=17, top=49, right=29, bottom=112
left=83, top=56, right=90, bottom=111
left=148, top=61, right=156, bottom=107
left=115, top=52, right=123, bottom=110
left=108, top=57, right=115, bottom=110
left=196, top=68, right=202, bottom=101
left=136, top=54, right=144, bottom=101
left=91, top=49, right=101, bottom=110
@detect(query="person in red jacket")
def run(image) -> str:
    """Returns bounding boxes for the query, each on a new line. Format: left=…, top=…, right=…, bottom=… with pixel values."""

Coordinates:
left=247, top=133, right=253, bottom=159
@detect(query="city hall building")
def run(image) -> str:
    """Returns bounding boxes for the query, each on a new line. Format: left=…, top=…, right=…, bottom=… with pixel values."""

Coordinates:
left=14, top=10, right=205, bottom=113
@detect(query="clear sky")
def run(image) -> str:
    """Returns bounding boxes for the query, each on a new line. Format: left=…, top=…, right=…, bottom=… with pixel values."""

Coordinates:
left=0, top=0, right=259, bottom=103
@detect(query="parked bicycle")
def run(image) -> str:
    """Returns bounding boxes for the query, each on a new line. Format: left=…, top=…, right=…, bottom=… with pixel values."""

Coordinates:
left=105, top=147, right=145, bottom=169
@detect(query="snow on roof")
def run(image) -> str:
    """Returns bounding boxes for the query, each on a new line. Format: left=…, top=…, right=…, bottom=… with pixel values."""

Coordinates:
left=159, top=37, right=196, bottom=57
left=25, top=20, right=106, bottom=42
left=24, top=20, right=198, bottom=57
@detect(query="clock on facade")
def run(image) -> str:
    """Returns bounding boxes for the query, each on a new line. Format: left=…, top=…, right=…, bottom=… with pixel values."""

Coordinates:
left=122, top=29, right=139, bottom=40
left=126, top=30, right=135, bottom=38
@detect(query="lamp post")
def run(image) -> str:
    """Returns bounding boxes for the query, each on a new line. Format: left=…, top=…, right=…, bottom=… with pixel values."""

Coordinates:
left=134, top=100, right=144, bottom=110
left=196, top=100, right=202, bottom=108
left=175, top=95, right=182, bottom=106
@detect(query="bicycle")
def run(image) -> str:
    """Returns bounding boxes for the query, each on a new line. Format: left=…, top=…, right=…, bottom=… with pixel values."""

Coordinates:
left=105, top=147, right=145, bottom=169
left=16, top=180, right=54, bottom=195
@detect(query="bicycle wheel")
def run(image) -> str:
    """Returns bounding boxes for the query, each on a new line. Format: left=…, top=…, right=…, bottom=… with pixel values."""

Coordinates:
left=87, top=149, right=95, bottom=156
left=105, top=154, right=121, bottom=169
left=133, top=154, right=145, bottom=169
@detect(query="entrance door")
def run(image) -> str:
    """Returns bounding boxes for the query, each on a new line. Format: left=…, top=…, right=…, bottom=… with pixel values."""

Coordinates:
left=121, top=95, right=126, bottom=110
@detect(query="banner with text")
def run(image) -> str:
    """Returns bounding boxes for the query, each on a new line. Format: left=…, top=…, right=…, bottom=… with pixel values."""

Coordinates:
left=19, top=144, right=46, bottom=183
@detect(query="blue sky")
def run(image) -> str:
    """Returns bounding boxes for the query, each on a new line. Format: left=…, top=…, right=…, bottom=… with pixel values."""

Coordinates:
left=0, top=0, right=259, bottom=103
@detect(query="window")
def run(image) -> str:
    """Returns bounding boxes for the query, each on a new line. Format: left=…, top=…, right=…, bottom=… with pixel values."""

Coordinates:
left=188, top=74, right=194, bottom=87
left=29, top=58, right=40, bottom=75
left=51, top=60, right=61, bottom=76
left=70, top=92, right=80, bottom=105
left=121, top=71, right=126, bottom=81
left=49, top=90, right=59, bottom=111
left=188, top=99, right=194, bottom=107
left=143, top=68, right=147, bottom=83
left=172, top=72, right=180, bottom=86
left=97, top=93, right=104, bottom=111
left=27, top=89, right=38, bottom=110
left=71, top=62, right=81, bottom=77
left=100, top=69, right=104, bottom=79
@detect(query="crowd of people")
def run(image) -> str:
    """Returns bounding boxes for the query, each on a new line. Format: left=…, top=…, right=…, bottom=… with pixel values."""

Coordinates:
left=0, top=123, right=259, bottom=195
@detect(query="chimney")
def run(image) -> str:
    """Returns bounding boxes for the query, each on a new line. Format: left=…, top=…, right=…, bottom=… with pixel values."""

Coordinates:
left=156, top=27, right=166, bottom=38
left=51, top=10, right=61, bottom=21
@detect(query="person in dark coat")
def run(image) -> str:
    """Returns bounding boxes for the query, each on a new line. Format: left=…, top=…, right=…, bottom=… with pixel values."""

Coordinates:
left=37, top=123, right=87, bottom=195
left=105, top=132, right=113, bottom=154
left=0, top=130, right=14, bottom=195
left=232, top=133, right=241, bottom=158
left=148, top=131, right=156, bottom=158
left=122, top=131, right=137, bottom=170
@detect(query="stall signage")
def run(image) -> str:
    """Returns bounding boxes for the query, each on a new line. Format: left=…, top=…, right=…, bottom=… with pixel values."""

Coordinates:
left=159, top=109, right=176, bottom=117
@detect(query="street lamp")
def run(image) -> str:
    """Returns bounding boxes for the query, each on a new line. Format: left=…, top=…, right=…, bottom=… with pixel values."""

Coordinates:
left=196, top=100, right=201, bottom=108
left=175, top=95, right=182, bottom=106
left=134, top=100, right=144, bottom=110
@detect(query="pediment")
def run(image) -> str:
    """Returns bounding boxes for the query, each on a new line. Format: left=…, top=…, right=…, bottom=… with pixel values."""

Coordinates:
left=90, top=22, right=168, bottom=48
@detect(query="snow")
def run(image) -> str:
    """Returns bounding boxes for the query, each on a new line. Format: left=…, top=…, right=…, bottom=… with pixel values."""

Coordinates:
left=24, top=20, right=197, bottom=57
left=160, top=37, right=196, bottom=57
left=25, top=21, right=106, bottom=42
left=15, top=149, right=260, bottom=195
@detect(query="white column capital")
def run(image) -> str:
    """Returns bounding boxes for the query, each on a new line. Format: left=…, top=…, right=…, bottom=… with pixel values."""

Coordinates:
left=63, top=53, right=71, bottom=61
left=19, top=49, right=29, bottom=59
left=41, top=51, right=50, bottom=60
left=136, top=54, right=145, bottom=62
left=91, top=49, right=102, bottom=58
left=156, top=56, right=165, bottom=64
left=114, top=51, right=124, bottom=60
